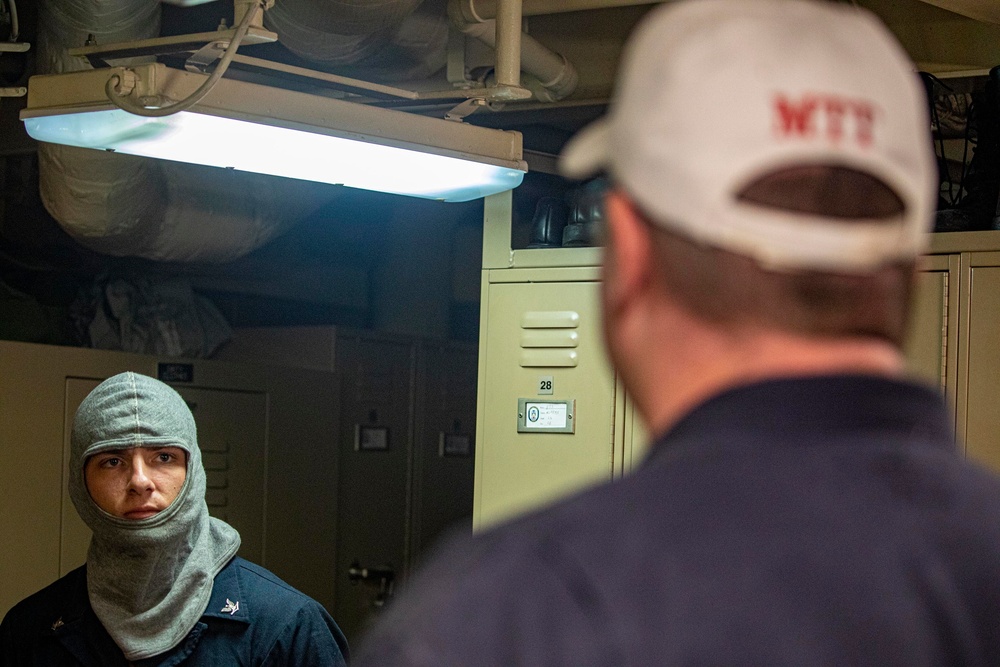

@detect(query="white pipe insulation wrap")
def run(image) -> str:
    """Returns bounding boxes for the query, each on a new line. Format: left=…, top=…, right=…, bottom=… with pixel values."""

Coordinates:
left=268, top=0, right=423, bottom=36
left=38, top=146, right=167, bottom=244
left=264, top=0, right=449, bottom=82
left=381, top=0, right=450, bottom=81
left=263, top=0, right=448, bottom=77
left=37, top=0, right=161, bottom=75
left=35, top=0, right=338, bottom=263
left=264, top=1, right=389, bottom=66
left=150, top=167, right=337, bottom=264
left=41, top=145, right=335, bottom=263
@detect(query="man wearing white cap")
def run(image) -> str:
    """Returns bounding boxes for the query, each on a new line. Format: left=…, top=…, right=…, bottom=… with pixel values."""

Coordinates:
left=354, top=1, right=1000, bottom=664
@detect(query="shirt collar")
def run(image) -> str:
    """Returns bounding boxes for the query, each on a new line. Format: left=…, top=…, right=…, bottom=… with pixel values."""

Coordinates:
left=648, top=374, right=954, bottom=462
left=201, top=558, right=251, bottom=625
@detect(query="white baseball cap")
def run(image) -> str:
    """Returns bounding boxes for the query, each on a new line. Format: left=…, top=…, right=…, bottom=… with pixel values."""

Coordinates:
left=559, top=0, right=937, bottom=273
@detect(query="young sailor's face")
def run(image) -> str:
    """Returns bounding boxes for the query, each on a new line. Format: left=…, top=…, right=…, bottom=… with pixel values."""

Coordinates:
left=84, top=447, right=188, bottom=519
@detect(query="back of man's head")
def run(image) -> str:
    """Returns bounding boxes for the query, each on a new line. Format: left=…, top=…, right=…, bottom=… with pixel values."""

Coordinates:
left=561, top=0, right=936, bottom=345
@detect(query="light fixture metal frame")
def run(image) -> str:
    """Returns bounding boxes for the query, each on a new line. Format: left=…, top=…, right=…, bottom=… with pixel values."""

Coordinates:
left=20, top=63, right=527, bottom=201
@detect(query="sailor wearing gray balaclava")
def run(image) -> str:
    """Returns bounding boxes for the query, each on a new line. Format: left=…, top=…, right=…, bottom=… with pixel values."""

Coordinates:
left=0, top=372, right=348, bottom=666
left=70, top=371, right=241, bottom=660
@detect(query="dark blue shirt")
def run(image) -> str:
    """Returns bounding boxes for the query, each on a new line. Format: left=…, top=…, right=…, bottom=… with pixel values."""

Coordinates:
left=0, top=557, right=348, bottom=666
left=355, top=375, right=1000, bottom=666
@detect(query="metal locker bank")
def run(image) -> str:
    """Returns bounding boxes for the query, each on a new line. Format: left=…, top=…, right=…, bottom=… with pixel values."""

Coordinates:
left=473, top=189, right=1000, bottom=530
left=216, top=326, right=478, bottom=642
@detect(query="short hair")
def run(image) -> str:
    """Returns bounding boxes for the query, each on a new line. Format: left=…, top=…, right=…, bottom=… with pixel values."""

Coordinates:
left=641, top=166, right=916, bottom=347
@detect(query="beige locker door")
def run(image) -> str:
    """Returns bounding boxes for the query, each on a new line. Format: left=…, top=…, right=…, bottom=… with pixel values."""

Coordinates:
left=334, top=335, right=415, bottom=644
left=410, top=342, right=476, bottom=558
left=0, top=346, right=64, bottom=616
left=962, top=261, right=1000, bottom=471
left=905, top=268, right=951, bottom=390
left=60, top=380, right=267, bottom=575
left=476, top=280, right=617, bottom=529
left=177, top=387, right=267, bottom=563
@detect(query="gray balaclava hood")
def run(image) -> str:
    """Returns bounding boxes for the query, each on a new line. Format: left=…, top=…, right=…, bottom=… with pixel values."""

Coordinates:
left=70, top=371, right=241, bottom=661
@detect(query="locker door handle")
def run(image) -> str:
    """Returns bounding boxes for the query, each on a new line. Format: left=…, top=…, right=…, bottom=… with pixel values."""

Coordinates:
left=347, top=560, right=396, bottom=608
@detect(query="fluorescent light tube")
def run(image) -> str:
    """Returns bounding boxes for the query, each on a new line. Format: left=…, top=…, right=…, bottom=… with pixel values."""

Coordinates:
left=21, top=65, right=527, bottom=202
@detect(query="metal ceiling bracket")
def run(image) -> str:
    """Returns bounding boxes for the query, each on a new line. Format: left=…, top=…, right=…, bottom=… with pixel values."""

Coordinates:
left=68, top=28, right=278, bottom=69
left=447, top=26, right=472, bottom=87
left=186, top=41, right=228, bottom=73
left=487, top=84, right=533, bottom=102
left=227, top=55, right=423, bottom=101
left=0, top=41, right=29, bottom=53
left=235, top=0, right=274, bottom=28
left=445, top=97, right=487, bottom=121
left=0, top=40, right=30, bottom=97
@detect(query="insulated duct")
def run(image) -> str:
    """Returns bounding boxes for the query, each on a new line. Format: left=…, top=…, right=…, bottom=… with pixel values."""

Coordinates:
left=269, top=0, right=423, bottom=36
left=36, top=0, right=336, bottom=263
left=264, top=0, right=449, bottom=80
left=268, top=0, right=579, bottom=98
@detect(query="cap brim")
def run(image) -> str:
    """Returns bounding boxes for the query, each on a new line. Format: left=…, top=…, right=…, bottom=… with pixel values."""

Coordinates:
left=558, top=119, right=611, bottom=180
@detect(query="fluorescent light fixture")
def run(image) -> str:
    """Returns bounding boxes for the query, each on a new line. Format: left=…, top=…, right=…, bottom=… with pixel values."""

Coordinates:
left=20, top=65, right=527, bottom=202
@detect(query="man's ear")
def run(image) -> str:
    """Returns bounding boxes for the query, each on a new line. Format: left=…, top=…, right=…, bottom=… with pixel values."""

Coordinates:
left=603, top=189, right=654, bottom=318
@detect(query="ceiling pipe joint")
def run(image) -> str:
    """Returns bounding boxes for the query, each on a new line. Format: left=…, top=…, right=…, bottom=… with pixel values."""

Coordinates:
left=449, top=0, right=578, bottom=102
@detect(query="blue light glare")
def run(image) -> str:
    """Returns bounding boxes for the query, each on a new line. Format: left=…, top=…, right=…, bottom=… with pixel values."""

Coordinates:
left=24, top=109, right=524, bottom=202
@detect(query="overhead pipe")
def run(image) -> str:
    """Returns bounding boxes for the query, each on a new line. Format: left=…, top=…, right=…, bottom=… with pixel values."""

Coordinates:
left=450, top=0, right=579, bottom=102
left=491, top=0, right=530, bottom=100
